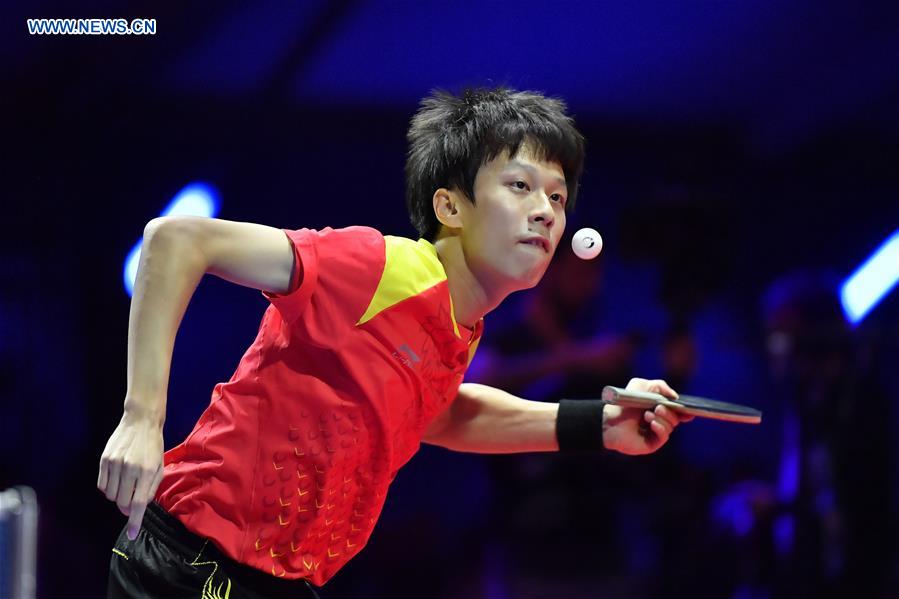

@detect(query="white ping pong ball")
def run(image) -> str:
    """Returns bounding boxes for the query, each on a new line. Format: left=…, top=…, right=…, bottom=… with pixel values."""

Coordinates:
left=572, top=228, right=603, bottom=260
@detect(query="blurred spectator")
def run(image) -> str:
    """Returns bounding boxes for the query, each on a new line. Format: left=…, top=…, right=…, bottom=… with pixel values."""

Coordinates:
left=766, top=270, right=894, bottom=597
left=709, top=270, right=895, bottom=598
left=661, top=322, right=699, bottom=393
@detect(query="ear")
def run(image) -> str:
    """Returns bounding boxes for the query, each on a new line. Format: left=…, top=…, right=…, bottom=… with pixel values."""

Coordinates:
left=432, top=188, right=465, bottom=230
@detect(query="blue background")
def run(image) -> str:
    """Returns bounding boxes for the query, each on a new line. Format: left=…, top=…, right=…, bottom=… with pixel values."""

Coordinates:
left=3, top=1, right=899, bottom=597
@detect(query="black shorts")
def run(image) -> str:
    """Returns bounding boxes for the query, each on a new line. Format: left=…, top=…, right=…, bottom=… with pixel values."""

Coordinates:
left=108, top=502, right=321, bottom=599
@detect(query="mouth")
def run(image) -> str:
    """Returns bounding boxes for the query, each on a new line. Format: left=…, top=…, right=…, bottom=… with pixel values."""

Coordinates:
left=519, top=236, right=550, bottom=253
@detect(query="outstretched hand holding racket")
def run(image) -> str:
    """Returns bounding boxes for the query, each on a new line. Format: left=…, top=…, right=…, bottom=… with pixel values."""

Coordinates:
left=595, top=378, right=762, bottom=455
left=599, top=378, right=695, bottom=455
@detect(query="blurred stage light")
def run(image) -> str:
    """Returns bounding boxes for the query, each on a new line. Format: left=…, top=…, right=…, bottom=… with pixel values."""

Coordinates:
left=840, top=229, right=899, bottom=324
left=123, top=183, right=221, bottom=296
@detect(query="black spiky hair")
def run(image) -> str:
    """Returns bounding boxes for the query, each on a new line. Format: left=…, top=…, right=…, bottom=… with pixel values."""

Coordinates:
left=405, top=86, right=586, bottom=240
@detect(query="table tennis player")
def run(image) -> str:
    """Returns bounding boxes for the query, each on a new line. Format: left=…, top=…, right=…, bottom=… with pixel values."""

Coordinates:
left=97, top=86, right=692, bottom=598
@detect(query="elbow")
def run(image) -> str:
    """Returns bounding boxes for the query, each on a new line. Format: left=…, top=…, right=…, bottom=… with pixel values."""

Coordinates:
left=142, top=216, right=186, bottom=247
left=144, top=216, right=206, bottom=249
left=143, top=215, right=195, bottom=241
left=143, top=216, right=167, bottom=240
left=141, top=216, right=208, bottom=270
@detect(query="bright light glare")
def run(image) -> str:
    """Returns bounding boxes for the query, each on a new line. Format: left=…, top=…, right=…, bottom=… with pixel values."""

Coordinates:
left=840, top=229, right=899, bottom=324
left=123, top=183, right=221, bottom=295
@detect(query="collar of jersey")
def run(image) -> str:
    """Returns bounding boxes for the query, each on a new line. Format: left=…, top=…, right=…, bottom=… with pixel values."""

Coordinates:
left=417, top=238, right=483, bottom=343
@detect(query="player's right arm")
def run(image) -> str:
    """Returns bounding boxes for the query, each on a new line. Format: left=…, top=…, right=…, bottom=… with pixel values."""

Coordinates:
left=97, top=216, right=297, bottom=539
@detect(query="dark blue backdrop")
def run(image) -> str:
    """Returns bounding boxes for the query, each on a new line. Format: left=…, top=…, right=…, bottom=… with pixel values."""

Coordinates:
left=3, top=2, right=899, bottom=597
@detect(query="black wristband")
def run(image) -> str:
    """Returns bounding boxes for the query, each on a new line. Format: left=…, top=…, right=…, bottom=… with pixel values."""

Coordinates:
left=556, top=399, right=607, bottom=452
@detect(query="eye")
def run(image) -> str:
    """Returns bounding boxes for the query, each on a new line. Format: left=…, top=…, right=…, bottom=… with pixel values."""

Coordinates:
left=510, top=180, right=529, bottom=191
left=550, top=193, right=566, bottom=204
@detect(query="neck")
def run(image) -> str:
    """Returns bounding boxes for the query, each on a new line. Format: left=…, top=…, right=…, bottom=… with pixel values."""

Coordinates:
left=432, top=234, right=510, bottom=329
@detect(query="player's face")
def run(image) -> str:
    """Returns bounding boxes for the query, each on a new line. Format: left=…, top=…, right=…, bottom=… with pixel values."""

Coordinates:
left=459, top=145, right=568, bottom=291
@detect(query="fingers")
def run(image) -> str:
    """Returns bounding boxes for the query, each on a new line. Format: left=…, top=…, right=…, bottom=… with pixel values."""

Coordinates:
left=127, top=483, right=147, bottom=540
left=98, top=418, right=165, bottom=540
left=650, top=379, right=678, bottom=400
left=644, top=410, right=672, bottom=445
left=126, top=506, right=146, bottom=541
left=626, top=377, right=679, bottom=400
left=116, top=466, right=139, bottom=517
left=124, top=463, right=164, bottom=539
left=629, top=376, right=692, bottom=426
left=127, top=470, right=151, bottom=539
left=654, top=405, right=680, bottom=429
left=644, top=404, right=682, bottom=447
left=97, top=457, right=109, bottom=492
left=100, top=457, right=163, bottom=540
left=104, top=458, right=122, bottom=503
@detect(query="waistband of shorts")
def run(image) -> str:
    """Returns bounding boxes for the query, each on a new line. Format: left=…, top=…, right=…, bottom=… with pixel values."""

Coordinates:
left=145, top=502, right=320, bottom=595
left=144, top=501, right=209, bottom=560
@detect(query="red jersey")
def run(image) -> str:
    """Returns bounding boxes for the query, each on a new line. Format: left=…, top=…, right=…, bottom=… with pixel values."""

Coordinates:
left=155, top=226, right=483, bottom=586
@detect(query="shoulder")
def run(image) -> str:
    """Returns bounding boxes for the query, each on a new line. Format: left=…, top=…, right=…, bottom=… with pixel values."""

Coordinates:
left=300, top=225, right=385, bottom=255
left=382, top=236, right=445, bottom=284
left=286, top=225, right=386, bottom=279
left=357, top=236, right=448, bottom=326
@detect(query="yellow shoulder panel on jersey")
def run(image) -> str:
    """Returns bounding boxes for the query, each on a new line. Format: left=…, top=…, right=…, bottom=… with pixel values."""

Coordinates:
left=357, top=237, right=459, bottom=338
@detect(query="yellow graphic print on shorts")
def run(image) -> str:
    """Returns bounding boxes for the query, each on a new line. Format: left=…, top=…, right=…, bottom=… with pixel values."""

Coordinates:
left=190, top=540, right=232, bottom=599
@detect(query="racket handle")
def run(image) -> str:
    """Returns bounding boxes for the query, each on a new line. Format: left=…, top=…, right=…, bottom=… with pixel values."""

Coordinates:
left=601, top=386, right=674, bottom=409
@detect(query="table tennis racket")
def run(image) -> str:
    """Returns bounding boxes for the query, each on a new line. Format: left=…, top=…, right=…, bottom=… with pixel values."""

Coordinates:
left=601, top=386, right=762, bottom=424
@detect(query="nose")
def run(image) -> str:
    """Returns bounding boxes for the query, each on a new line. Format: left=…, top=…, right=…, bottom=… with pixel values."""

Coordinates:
left=529, top=192, right=555, bottom=230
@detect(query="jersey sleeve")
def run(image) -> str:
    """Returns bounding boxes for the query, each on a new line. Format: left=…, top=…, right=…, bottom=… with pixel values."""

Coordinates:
left=262, top=226, right=387, bottom=338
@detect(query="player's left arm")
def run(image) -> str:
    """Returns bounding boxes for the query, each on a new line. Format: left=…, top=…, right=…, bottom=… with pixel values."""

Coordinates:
left=422, top=379, right=690, bottom=455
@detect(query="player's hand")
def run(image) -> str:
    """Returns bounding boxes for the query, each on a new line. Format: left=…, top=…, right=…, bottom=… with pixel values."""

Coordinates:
left=602, top=378, right=693, bottom=455
left=97, top=410, right=164, bottom=540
